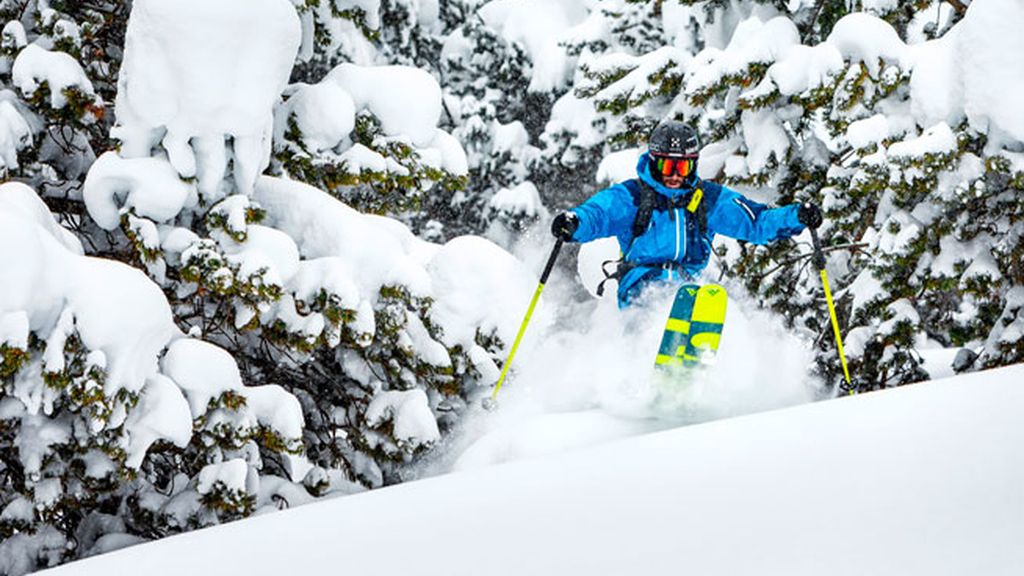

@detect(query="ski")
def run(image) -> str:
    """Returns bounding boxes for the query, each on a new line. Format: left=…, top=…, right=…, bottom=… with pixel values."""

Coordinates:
left=654, top=283, right=727, bottom=372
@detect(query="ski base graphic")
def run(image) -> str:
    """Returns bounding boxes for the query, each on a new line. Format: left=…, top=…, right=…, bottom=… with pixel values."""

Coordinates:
left=654, top=283, right=727, bottom=373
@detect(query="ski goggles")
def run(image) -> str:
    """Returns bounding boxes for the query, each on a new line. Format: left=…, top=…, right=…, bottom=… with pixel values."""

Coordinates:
left=655, top=155, right=697, bottom=177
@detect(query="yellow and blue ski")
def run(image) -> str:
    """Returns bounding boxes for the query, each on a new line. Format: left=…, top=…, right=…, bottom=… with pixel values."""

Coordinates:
left=654, top=283, right=727, bottom=372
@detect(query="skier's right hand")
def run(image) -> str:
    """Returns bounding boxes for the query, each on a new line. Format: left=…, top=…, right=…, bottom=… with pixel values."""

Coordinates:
left=551, top=211, right=579, bottom=241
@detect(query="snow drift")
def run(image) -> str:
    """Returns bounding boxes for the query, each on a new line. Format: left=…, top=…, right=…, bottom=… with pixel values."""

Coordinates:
left=40, top=365, right=1024, bottom=575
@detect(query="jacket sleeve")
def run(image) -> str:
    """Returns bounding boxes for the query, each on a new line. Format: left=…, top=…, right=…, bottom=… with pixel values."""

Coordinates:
left=706, top=187, right=805, bottom=244
left=569, top=182, right=638, bottom=243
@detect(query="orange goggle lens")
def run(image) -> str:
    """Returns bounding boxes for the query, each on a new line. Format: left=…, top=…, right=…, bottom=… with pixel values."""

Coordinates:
left=656, top=156, right=696, bottom=177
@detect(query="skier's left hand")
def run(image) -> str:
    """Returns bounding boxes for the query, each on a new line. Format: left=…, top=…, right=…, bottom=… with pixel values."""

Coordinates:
left=798, top=202, right=823, bottom=229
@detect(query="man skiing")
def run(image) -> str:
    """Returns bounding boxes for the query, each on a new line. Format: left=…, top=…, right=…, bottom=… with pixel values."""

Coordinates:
left=551, top=120, right=823, bottom=308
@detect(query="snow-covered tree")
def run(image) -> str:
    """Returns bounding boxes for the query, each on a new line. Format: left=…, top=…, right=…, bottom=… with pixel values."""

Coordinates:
left=0, top=0, right=534, bottom=572
left=0, top=181, right=305, bottom=572
left=0, top=0, right=116, bottom=227
left=562, top=0, right=1019, bottom=391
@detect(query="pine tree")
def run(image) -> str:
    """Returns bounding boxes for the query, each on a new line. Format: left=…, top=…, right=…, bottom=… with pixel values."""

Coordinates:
left=563, top=0, right=1018, bottom=392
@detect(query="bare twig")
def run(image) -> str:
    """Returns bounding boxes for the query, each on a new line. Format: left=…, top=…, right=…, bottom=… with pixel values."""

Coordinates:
left=756, top=241, right=870, bottom=281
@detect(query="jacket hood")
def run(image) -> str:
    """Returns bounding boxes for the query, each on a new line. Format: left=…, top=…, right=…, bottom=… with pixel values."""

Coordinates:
left=636, top=151, right=698, bottom=199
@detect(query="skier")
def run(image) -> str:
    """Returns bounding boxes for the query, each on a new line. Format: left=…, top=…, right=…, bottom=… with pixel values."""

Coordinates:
left=551, top=120, right=823, bottom=309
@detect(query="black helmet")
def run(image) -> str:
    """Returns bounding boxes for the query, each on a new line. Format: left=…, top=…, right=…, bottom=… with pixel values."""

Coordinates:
left=648, top=120, right=701, bottom=158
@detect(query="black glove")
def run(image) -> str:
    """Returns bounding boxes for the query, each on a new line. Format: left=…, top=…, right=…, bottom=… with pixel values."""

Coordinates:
left=550, top=211, right=579, bottom=241
left=798, top=202, right=823, bottom=229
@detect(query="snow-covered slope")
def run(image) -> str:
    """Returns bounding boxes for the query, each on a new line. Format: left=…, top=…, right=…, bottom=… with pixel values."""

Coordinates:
left=42, top=365, right=1024, bottom=576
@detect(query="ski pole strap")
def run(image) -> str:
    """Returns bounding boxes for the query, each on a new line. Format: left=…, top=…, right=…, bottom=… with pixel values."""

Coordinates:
left=491, top=240, right=563, bottom=401
left=596, top=259, right=692, bottom=297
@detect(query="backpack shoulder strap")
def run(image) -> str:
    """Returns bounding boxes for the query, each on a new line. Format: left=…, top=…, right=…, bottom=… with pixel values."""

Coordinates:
left=627, top=179, right=661, bottom=239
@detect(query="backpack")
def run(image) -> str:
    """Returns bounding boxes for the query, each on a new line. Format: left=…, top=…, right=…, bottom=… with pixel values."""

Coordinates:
left=595, top=178, right=719, bottom=297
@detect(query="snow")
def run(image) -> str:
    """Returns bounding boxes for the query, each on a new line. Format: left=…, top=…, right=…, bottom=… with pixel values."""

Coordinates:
left=956, top=0, right=1024, bottom=142
left=65, top=256, right=178, bottom=396
left=365, top=389, right=441, bottom=450
left=197, top=459, right=249, bottom=495
left=83, top=152, right=195, bottom=230
left=218, top=224, right=301, bottom=289
left=426, top=234, right=540, bottom=351
left=337, top=143, right=387, bottom=172
left=425, top=128, right=469, bottom=175
left=767, top=43, right=845, bottom=96
left=0, top=99, right=31, bottom=171
left=488, top=181, right=544, bottom=218
left=14, top=415, right=70, bottom=479
left=123, top=375, right=193, bottom=468
left=688, top=16, right=800, bottom=95
left=114, top=0, right=300, bottom=196
left=575, top=237, right=619, bottom=299
left=239, top=384, right=305, bottom=441
left=0, top=497, right=33, bottom=524
left=478, top=0, right=589, bottom=92
left=1, top=21, right=27, bottom=51
left=42, top=365, right=1024, bottom=575
left=596, top=147, right=642, bottom=184
left=741, top=108, right=789, bottom=173
left=594, top=47, right=689, bottom=106
left=905, top=0, right=1024, bottom=143
left=544, top=90, right=603, bottom=152
left=279, top=81, right=356, bottom=152
left=827, top=13, right=907, bottom=76
left=862, top=0, right=898, bottom=12
left=1, top=185, right=181, bottom=406
left=327, top=63, right=442, bottom=147
left=491, top=120, right=530, bottom=154
left=909, top=27, right=963, bottom=129
left=846, top=114, right=890, bottom=149
left=4, top=1, right=1022, bottom=572
left=0, top=182, right=83, bottom=254
left=11, top=43, right=95, bottom=110
left=888, top=122, right=957, bottom=159
left=0, top=311, right=29, bottom=349
left=161, top=339, right=242, bottom=418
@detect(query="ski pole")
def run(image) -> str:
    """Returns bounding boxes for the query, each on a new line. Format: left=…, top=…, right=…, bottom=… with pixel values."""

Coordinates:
left=809, top=227, right=853, bottom=393
left=485, top=239, right=563, bottom=409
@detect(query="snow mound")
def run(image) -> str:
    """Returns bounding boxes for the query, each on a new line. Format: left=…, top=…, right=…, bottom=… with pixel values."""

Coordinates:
left=83, top=152, right=196, bottom=230
left=278, top=62, right=468, bottom=175
left=11, top=43, right=95, bottom=110
left=1, top=183, right=305, bottom=471
left=253, top=175, right=538, bottom=368
left=478, top=0, right=588, bottom=92
left=113, top=0, right=301, bottom=198
left=327, top=63, right=441, bottom=147
left=43, top=364, right=1024, bottom=575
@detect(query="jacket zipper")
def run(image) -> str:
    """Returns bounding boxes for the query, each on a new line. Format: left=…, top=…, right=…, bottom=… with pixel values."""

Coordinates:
left=673, top=208, right=682, bottom=280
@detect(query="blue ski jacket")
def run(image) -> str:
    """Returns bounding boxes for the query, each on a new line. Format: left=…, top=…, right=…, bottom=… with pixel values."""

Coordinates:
left=569, top=152, right=805, bottom=307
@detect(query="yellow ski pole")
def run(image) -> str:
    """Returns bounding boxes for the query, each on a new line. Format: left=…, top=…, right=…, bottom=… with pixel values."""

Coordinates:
left=483, top=240, right=563, bottom=410
left=810, top=227, right=853, bottom=394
